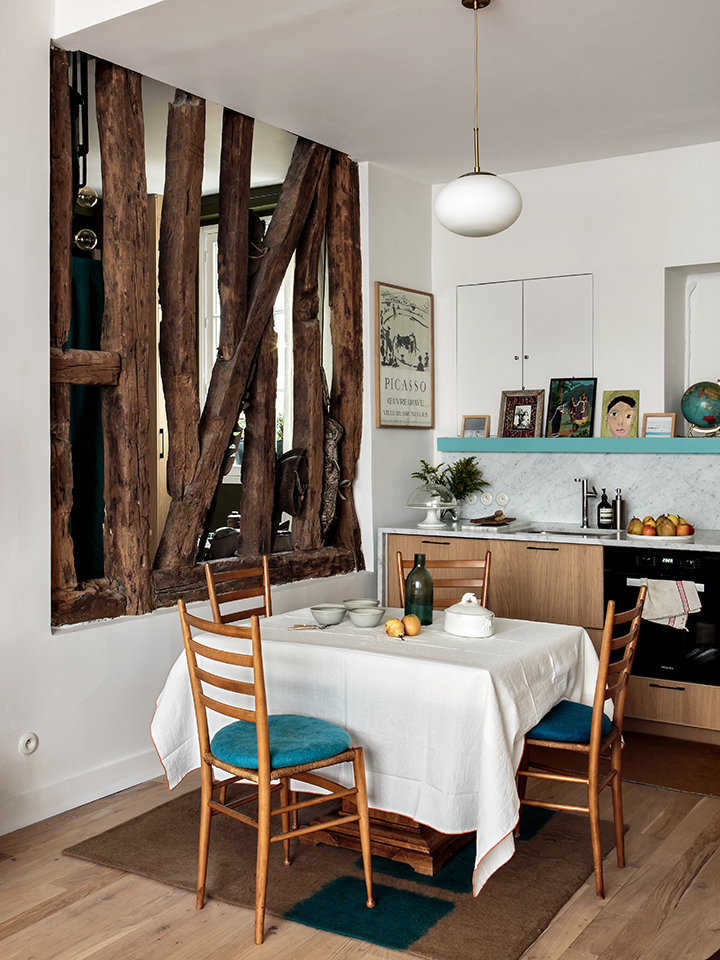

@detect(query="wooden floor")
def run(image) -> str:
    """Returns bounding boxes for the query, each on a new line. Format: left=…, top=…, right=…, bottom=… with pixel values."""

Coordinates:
left=1, top=771, right=720, bottom=960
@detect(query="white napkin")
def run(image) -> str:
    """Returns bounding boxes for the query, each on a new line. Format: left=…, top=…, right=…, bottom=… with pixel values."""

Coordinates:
left=641, top=578, right=701, bottom=630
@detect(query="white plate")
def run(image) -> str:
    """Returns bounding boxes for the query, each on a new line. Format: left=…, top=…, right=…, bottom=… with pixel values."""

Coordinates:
left=626, top=532, right=694, bottom=541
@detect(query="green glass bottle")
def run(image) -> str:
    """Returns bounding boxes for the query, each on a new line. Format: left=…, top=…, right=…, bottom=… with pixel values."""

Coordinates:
left=404, top=554, right=434, bottom=625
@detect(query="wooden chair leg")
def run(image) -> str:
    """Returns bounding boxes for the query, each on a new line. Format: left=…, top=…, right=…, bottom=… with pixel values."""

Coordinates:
left=291, top=789, right=298, bottom=830
left=280, top=777, right=292, bottom=867
left=352, top=747, right=375, bottom=909
left=255, top=780, right=272, bottom=945
left=588, top=778, right=604, bottom=899
left=610, top=740, right=626, bottom=868
left=196, top=764, right=213, bottom=910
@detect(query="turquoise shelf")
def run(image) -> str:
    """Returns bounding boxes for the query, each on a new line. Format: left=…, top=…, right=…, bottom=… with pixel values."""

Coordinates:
left=437, top=437, right=720, bottom=454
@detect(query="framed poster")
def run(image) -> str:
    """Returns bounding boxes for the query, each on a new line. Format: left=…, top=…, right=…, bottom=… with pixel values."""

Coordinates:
left=545, top=377, right=597, bottom=437
left=642, top=412, right=676, bottom=438
left=375, top=282, right=434, bottom=428
left=601, top=390, right=639, bottom=438
left=461, top=415, right=491, bottom=437
left=499, top=389, right=545, bottom=438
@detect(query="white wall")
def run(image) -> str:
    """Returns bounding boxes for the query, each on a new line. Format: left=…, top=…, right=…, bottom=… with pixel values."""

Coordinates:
left=358, top=163, right=435, bottom=540
left=0, top=4, right=374, bottom=836
left=431, top=143, right=720, bottom=440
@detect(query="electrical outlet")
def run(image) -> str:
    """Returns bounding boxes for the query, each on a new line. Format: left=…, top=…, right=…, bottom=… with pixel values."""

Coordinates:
left=19, top=732, right=39, bottom=756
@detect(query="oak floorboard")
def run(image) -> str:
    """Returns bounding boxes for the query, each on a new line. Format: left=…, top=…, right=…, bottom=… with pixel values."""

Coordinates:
left=1, top=774, right=718, bottom=960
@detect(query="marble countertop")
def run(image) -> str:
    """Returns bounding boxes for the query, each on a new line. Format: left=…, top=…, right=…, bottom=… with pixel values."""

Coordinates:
left=378, top=522, right=720, bottom=552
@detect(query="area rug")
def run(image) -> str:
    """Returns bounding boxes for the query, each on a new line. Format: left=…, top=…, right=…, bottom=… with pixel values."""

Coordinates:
left=527, top=731, right=720, bottom=798
left=64, top=786, right=617, bottom=960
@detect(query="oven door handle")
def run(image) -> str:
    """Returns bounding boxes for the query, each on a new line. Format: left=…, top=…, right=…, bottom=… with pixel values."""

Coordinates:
left=626, top=576, right=704, bottom=592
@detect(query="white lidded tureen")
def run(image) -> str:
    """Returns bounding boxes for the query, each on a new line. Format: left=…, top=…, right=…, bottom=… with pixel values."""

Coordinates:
left=443, top=592, right=495, bottom=639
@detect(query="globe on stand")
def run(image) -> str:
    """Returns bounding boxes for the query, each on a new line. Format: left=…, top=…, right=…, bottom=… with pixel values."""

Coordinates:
left=681, top=380, right=720, bottom=437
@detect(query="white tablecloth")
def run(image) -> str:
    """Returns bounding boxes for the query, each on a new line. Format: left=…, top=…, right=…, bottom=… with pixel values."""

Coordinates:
left=151, top=608, right=599, bottom=895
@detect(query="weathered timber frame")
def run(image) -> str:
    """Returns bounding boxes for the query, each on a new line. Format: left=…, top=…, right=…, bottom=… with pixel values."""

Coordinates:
left=50, top=49, right=365, bottom=626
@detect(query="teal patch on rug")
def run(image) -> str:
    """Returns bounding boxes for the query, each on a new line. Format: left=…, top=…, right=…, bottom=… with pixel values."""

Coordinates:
left=354, top=807, right=555, bottom=894
left=285, top=876, right=454, bottom=950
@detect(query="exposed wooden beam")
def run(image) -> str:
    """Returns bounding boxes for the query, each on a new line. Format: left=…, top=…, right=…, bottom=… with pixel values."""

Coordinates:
left=291, top=151, right=331, bottom=551
left=158, top=89, right=205, bottom=498
left=154, top=137, right=330, bottom=571
left=217, top=110, right=254, bottom=361
left=95, top=60, right=153, bottom=615
left=50, top=346, right=121, bottom=385
left=326, top=151, right=364, bottom=566
left=49, top=45, right=77, bottom=593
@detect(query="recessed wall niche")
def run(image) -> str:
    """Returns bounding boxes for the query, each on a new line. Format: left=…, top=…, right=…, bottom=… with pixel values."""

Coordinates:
left=665, top=263, right=720, bottom=431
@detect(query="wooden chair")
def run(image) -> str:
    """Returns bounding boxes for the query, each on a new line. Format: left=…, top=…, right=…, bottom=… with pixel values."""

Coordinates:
left=396, top=550, right=491, bottom=609
left=205, top=555, right=272, bottom=624
left=178, top=601, right=374, bottom=945
left=515, top=585, right=647, bottom=899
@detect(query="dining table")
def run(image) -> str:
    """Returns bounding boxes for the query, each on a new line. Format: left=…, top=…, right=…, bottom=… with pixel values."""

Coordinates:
left=151, top=606, right=601, bottom=896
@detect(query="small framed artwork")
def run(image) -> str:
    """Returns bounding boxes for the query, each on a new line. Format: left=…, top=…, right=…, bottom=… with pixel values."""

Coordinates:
left=601, top=390, right=640, bottom=438
left=545, top=378, right=597, bottom=438
left=375, top=281, right=434, bottom=429
left=499, top=389, right=545, bottom=438
left=461, top=415, right=491, bottom=438
left=642, top=412, right=676, bottom=438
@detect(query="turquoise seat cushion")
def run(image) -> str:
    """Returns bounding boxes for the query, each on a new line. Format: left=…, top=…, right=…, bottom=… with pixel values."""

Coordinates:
left=526, top=699, right=611, bottom=744
left=210, top=714, right=352, bottom=769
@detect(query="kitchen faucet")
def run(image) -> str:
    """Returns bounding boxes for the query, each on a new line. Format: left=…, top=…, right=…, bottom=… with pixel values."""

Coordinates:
left=575, top=477, right=598, bottom=528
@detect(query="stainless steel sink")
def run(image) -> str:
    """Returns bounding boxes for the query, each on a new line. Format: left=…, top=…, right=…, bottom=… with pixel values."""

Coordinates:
left=521, top=524, right=617, bottom=538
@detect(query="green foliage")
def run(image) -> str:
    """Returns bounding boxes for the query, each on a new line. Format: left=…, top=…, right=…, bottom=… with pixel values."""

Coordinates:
left=411, top=456, right=489, bottom=502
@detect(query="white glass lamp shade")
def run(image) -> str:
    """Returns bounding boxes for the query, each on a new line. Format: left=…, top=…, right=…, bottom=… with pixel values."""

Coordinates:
left=406, top=482, right=458, bottom=529
left=435, top=171, right=522, bottom=237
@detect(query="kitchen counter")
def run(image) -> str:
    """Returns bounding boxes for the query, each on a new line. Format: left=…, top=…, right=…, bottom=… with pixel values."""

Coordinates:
left=377, top=522, right=720, bottom=599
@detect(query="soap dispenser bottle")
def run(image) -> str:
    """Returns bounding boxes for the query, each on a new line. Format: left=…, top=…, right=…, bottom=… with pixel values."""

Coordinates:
left=613, top=489, right=624, bottom=530
left=597, top=489, right=613, bottom=529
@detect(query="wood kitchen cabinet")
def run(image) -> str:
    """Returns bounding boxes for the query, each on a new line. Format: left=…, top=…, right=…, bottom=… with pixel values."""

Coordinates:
left=386, top=533, right=605, bottom=644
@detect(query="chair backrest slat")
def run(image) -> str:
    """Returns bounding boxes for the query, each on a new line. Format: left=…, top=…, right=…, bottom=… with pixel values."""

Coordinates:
left=397, top=551, right=491, bottom=609
left=194, top=666, right=255, bottom=699
left=199, top=693, right=257, bottom=724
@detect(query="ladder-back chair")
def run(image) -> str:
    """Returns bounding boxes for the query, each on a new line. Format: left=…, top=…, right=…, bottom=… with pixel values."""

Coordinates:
left=396, top=550, right=491, bottom=609
left=515, top=585, right=647, bottom=898
left=178, top=600, right=374, bottom=944
left=205, top=555, right=272, bottom=624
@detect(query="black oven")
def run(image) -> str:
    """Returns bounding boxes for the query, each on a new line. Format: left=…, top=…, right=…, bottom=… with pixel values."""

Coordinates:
left=604, top=546, right=720, bottom=686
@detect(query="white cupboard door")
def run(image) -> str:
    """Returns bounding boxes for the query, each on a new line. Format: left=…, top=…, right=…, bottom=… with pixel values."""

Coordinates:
left=456, top=281, right=523, bottom=434
left=522, top=275, right=594, bottom=390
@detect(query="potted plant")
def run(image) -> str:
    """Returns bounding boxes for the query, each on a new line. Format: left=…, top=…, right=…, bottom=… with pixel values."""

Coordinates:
left=411, top=457, right=489, bottom=518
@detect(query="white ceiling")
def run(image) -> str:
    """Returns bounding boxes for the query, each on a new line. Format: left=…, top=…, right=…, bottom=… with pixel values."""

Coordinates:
left=59, top=0, right=720, bottom=188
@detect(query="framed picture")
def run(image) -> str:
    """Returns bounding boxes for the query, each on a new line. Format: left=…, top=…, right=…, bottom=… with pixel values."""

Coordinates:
left=601, top=390, right=640, bottom=438
left=461, top=415, right=491, bottom=438
left=499, top=389, right=545, bottom=438
left=642, top=412, right=676, bottom=438
left=545, top=378, right=597, bottom=438
left=375, top=282, right=434, bottom=428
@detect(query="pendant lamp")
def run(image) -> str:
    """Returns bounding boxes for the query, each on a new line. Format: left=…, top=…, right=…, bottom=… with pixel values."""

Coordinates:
left=435, top=0, right=522, bottom=238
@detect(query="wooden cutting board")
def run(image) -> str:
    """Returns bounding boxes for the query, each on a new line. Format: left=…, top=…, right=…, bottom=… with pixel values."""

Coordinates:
left=470, top=510, right=517, bottom=526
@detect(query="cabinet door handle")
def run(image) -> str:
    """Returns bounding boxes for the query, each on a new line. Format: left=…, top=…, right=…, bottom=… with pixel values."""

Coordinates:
left=514, top=355, right=520, bottom=360
left=524, top=354, right=529, bottom=359
left=526, top=546, right=560, bottom=552
left=422, top=540, right=451, bottom=546
left=649, top=683, right=686, bottom=691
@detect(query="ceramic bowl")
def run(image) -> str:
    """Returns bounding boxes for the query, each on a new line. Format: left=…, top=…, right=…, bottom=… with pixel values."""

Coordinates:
left=310, top=604, right=347, bottom=626
left=348, top=606, right=386, bottom=628
left=343, top=598, right=381, bottom=610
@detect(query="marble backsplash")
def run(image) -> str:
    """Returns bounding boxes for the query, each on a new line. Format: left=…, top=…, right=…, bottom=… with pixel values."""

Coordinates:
left=445, top=451, right=720, bottom=530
